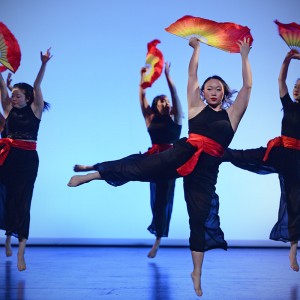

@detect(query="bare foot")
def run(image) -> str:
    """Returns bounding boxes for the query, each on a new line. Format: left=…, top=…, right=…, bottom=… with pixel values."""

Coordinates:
left=191, top=271, right=203, bottom=297
left=17, top=253, right=26, bottom=271
left=68, top=172, right=101, bottom=187
left=5, top=238, right=12, bottom=257
left=289, top=255, right=299, bottom=272
left=289, top=242, right=299, bottom=272
left=147, top=238, right=161, bottom=258
left=73, top=165, right=94, bottom=172
left=68, top=175, right=88, bottom=187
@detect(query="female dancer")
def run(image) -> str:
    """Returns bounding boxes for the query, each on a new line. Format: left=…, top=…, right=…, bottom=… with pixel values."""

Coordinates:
left=0, top=48, right=52, bottom=271
left=140, top=62, right=183, bottom=258
left=68, top=37, right=252, bottom=297
left=223, top=49, right=300, bottom=272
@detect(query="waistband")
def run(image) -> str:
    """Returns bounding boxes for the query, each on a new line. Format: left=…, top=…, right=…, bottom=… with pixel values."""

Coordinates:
left=0, top=138, right=37, bottom=166
left=176, top=133, right=224, bottom=176
left=263, top=135, right=300, bottom=162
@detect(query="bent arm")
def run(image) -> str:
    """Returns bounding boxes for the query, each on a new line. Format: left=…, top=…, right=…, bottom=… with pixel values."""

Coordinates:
left=278, top=50, right=300, bottom=98
left=0, top=72, right=11, bottom=117
left=227, top=38, right=252, bottom=132
left=165, top=62, right=182, bottom=125
left=0, top=110, right=5, bottom=133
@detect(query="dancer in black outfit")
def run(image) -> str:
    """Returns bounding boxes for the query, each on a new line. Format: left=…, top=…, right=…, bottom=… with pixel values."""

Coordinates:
left=140, top=62, right=183, bottom=258
left=0, top=48, right=52, bottom=271
left=68, top=37, right=252, bottom=297
left=223, top=49, right=300, bottom=272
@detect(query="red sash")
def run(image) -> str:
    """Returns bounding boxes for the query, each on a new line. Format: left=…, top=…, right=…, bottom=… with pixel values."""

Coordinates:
left=0, top=138, right=37, bottom=166
left=144, top=143, right=173, bottom=156
left=176, top=133, right=225, bottom=176
left=263, top=135, right=300, bottom=162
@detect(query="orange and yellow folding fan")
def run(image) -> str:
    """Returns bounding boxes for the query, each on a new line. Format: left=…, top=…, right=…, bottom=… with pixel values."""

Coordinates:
left=165, top=15, right=253, bottom=53
left=275, top=20, right=300, bottom=52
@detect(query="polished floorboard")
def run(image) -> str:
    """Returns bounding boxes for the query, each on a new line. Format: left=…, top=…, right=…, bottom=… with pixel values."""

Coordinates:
left=0, top=246, right=299, bottom=300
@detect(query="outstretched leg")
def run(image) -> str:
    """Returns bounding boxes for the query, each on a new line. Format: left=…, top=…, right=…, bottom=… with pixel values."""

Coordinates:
left=191, top=251, right=204, bottom=297
left=147, top=237, right=161, bottom=258
left=5, top=235, right=12, bottom=257
left=17, top=239, right=27, bottom=271
left=67, top=172, right=101, bottom=187
left=289, top=241, right=299, bottom=272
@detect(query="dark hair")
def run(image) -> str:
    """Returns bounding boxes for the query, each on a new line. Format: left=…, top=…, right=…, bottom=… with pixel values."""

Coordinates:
left=13, top=82, right=50, bottom=111
left=200, top=75, right=237, bottom=109
left=151, top=94, right=167, bottom=115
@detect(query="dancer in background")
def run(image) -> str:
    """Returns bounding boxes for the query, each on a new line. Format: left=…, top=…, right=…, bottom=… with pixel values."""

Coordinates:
left=0, top=48, right=52, bottom=271
left=139, top=62, right=183, bottom=258
left=223, top=49, right=300, bottom=272
left=68, top=37, right=252, bottom=297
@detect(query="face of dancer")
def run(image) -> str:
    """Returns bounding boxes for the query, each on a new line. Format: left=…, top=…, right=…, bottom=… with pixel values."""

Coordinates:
left=293, top=79, right=300, bottom=103
left=203, top=79, right=225, bottom=109
left=156, top=96, right=171, bottom=115
left=11, top=88, right=28, bottom=109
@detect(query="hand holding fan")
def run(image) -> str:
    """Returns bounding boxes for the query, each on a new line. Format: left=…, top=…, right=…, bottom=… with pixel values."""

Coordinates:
left=0, top=22, right=21, bottom=73
left=141, top=39, right=164, bottom=89
left=274, top=20, right=300, bottom=52
left=165, top=15, right=253, bottom=53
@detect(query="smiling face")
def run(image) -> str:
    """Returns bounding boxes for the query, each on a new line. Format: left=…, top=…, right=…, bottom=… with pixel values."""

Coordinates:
left=293, top=79, right=300, bottom=102
left=11, top=87, right=28, bottom=109
left=202, top=78, right=225, bottom=109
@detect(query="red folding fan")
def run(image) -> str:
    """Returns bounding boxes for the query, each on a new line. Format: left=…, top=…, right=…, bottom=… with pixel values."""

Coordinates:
left=141, top=39, right=164, bottom=89
left=0, top=22, right=21, bottom=73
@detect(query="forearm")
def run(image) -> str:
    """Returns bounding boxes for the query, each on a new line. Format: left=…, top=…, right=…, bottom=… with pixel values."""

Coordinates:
left=241, top=56, right=252, bottom=91
left=278, top=57, right=290, bottom=97
left=278, top=57, right=290, bottom=83
left=188, top=46, right=200, bottom=77
left=34, top=63, right=47, bottom=89
left=0, top=73, right=8, bottom=105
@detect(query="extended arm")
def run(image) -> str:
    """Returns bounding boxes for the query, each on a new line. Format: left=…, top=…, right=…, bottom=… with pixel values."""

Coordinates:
left=139, top=67, right=153, bottom=127
left=32, top=48, right=52, bottom=119
left=227, top=38, right=252, bottom=132
left=164, top=62, right=182, bottom=125
left=187, top=37, right=205, bottom=120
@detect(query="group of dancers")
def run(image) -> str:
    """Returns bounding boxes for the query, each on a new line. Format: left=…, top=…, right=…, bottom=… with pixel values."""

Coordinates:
left=0, top=31, right=299, bottom=298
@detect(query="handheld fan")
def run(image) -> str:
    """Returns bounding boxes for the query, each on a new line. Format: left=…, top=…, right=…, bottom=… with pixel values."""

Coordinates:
left=274, top=20, right=300, bottom=52
left=0, top=22, right=21, bottom=73
left=141, top=39, right=164, bottom=89
left=165, top=15, right=253, bottom=53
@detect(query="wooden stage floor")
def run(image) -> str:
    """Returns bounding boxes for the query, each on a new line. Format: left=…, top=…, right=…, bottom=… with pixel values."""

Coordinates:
left=0, top=246, right=299, bottom=300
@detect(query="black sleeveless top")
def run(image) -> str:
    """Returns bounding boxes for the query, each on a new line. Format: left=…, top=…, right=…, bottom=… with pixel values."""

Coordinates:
left=148, top=114, right=181, bottom=144
left=188, top=105, right=234, bottom=148
left=281, top=93, right=300, bottom=140
left=5, top=105, right=40, bottom=141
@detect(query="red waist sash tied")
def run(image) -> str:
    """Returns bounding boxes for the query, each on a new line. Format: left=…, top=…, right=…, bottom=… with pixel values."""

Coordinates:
left=144, top=143, right=173, bottom=156
left=263, top=135, right=300, bottom=162
left=176, top=133, right=225, bottom=176
left=0, top=138, right=37, bottom=166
